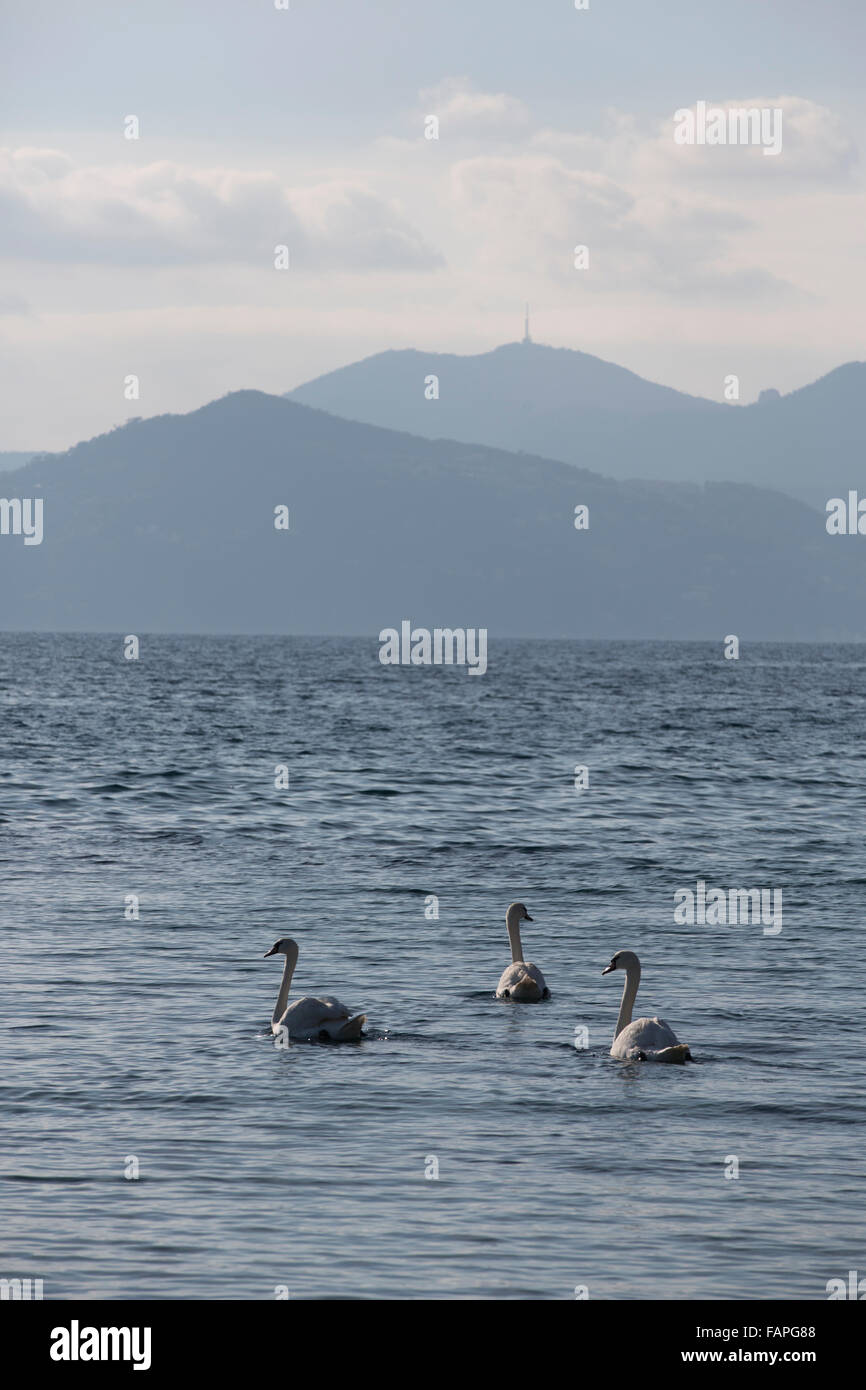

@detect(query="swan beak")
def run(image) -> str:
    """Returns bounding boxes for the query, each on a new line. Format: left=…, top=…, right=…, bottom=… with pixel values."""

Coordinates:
left=263, top=946, right=277, bottom=957
left=523, top=913, right=533, bottom=922
left=601, top=964, right=615, bottom=975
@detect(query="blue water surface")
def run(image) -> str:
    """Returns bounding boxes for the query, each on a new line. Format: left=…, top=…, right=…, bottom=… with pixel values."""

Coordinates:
left=1, top=635, right=864, bottom=1299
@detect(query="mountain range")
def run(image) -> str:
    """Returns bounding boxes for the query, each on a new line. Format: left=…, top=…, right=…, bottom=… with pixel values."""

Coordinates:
left=288, top=341, right=866, bottom=510
left=1, top=388, right=862, bottom=639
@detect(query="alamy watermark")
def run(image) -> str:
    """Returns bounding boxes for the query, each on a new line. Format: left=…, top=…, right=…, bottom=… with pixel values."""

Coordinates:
left=826, top=493, right=866, bottom=534
left=674, top=879, right=782, bottom=935
left=50, top=1322, right=152, bottom=1371
left=379, top=621, right=487, bottom=675
left=1, top=1276, right=43, bottom=1299
left=674, top=101, right=783, bottom=157
left=826, top=1270, right=866, bottom=1299
left=0, top=497, right=43, bottom=545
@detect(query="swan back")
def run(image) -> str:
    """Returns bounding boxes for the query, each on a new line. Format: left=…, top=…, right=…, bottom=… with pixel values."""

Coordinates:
left=496, top=960, right=548, bottom=1001
left=611, top=1016, right=681, bottom=1059
left=278, top=995, right=366, bottom=1040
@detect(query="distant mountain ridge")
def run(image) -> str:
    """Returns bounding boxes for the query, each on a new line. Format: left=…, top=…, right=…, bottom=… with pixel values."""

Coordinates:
left=288, top=342, right=866, bottom=509
left=290, top=341, right=721, bottom=417
left=1, top=389, right=863, bottom=639
left=0, top=450, right=42, bottom=472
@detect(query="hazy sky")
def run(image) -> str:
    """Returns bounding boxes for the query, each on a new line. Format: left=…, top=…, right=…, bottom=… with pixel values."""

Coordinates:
left=1, top=0, right=864, bottom=448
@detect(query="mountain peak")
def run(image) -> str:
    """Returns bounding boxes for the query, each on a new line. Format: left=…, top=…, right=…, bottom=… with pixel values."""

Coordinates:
left=286, top=343, right=865, bottom=509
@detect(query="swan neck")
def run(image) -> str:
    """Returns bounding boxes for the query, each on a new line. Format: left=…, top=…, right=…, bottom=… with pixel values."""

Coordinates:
left=273, top=953, right=296, bottom=1026
left=506, top=917, right=524, bottom=963
left=615, top=963, right=640, bottom=1040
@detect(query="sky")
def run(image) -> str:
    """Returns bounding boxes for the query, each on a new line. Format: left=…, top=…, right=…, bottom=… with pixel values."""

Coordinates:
left=0, top=0, right=864, bottom=449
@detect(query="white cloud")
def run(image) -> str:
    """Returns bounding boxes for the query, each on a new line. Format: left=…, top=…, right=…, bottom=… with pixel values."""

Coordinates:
left=0, top=150, right=443, bottom=270
left=417, top=76, right=531, bottom=137
left=443, top=150, right=801, bottom=299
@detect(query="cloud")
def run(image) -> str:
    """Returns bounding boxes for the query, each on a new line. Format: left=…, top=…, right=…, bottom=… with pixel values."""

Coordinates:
left=411, top=90, right=862, bottom=300
left=0, top=149, right=443, bottom=270
left=417, top=76, right=531, bottom=138
left=443, top=150, right=800, bottom=300
left=0, top=89, right=858, bottom=324
left=449, top=153, right=631, bottom=266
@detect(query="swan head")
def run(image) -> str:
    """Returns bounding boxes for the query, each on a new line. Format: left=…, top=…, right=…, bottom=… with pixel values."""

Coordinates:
left=506, top=902, right=533, bottom=924
left=263, top=937, right=299, bottom=960
left=602, top=949, right=640, bottom=976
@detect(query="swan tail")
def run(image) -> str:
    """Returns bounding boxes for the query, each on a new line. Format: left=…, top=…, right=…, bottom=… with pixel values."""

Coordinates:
left=508, top=979, right=543, bottom=1002
left=652, top=1043, right=691, bottom=1064
left=332, top=1013, right=366, bottom=1041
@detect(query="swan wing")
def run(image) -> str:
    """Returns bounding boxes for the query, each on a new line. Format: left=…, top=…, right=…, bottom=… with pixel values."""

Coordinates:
left=279, top=994, right=354, bottom=1037
left=611, top=1016, right=682, bottom=1059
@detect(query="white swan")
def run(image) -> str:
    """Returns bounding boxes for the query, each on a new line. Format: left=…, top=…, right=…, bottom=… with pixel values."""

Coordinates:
left=263, top=938, right=366, bottom=1041
left=602, top=950, right=690, bottom=1062
left=495, top=902, right=549, bottom=1002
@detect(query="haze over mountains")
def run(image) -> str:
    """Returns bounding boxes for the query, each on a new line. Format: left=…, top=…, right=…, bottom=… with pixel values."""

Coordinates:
left=0, top=451, right=40, bottom=472
left=288, top=342, right=866, bottom=511
left=1, top=389, right=863, bottom=639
